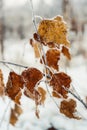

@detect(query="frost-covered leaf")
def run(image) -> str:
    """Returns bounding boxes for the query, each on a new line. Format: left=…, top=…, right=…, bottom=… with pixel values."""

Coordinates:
left=21, top=68, right=43, bottom=94
left=37, top=87, right=46, bottom=104
left=38, top=15, right=70, bottom=46
left=14, top=91, right=22, bottom=105
left=60, top=99, right=80, bottom=119
left=47, top=42, right=55, bottom=48
left=10, top=104, right=23, bottom=125
left=32, top=40, right=41, bottom=58
left=50, top=72, right=71, bottom=98
left=62, top=46, right=71, bottom=60
left=6, top=72, right=23, bottom=103
left=46, top=49, right=60, bottom=70
left=10, top=109, right=18, bottom=126
left=52, top=91, right=61, bottom=98
left=14, top=104, right=23, bottom=116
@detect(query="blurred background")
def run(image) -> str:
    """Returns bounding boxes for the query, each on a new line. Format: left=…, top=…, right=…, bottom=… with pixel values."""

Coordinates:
left=0, top=0, right=87, bottom=66
left=0, top=0, right=87, bottom=62
left=0, top=0, right=87, bottom=130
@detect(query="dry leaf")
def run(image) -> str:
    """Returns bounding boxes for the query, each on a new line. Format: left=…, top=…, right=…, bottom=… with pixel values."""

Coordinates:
left=50, top=72, right=71, bottom=98
left=46, top=49, right=60, bottom=70
left=47, top=42, right=55, bottom=48
left=24, top=87, right=35, bottom=99
left=21, top=68, right=43, bottom=94
left=32, top=40, right=41, bottom=58
left=52, top=91, right=61, bottom=98
left=37, top=87, right=46, bottom=104
left=6, top=72, right=24, bottom=102
left=10, top=109, right=18, bottom=125
left=29, top=38, right=33, bottom=46
left=33, top=33, right=46, bottom=45
left=30, top=38, right=41, bottom=58
left=14, top=104, right=23, bottom=116
left=35, top=105, right=40, bottom=118
left=34, top=87, right=46, bottom=118
left=62, top=46, right=71, bottom=60
left=14, top=91, right=22, bottom=105
left=10, top=104, right=23, bottom=125
left=60, top=99, right=80, bottom=119
left=0, top=69, right=5, bottom=96
left=35, top=90, right=40, bottom=118
left=38, top=15, right=70, bottom=47
left=33, top=33, right=40, bottom=42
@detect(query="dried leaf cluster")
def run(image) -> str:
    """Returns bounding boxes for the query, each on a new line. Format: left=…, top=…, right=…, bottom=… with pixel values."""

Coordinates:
left=0, top=15, right=80, bottom=126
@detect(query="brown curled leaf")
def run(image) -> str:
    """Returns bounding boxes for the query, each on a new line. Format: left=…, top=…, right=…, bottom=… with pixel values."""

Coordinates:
left=10, top=104, right=23, bottom=125
left=33, top=33, right=40, bottom=42
left=38, top=15, right=70, bottom=47
left=24, top=86, right=46, bottom=118
left=62, top=46, right=71, bottom=60
left=50, top=72, right=71, bottom=98
left=47, top=42, right=55, bottom=48
left=6, top=72, right=24, bottom=102
left=52, top=91, right=61, bottom=98
left=10, top=108, right=18, bottom=126
left=37, top=87, right=46, bottom=104
left=46, top=49, right=60, bottom=71
left=35, top=105, right=40, bottom=119
left=29, top=38, right=33, bottom=46
left=32, top=41, right=41, bottom=58
left=14, top=104, right=23, bottom=116
left=0, top=69, right=5, bottom=96
left=34, top=90, right=40, bottom=118
left=14, top=91, right=22, bottom=105
left=21, top=68, right=43, bottom=94
left=33, top=33, right=46, bottom=45
left=24, top=87, right=35, bottom=99
left=60, top=99, right=80, bottom=119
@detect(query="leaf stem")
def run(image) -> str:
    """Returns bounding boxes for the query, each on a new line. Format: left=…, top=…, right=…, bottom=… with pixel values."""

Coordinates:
left=62, top=86, right=87, bottom=109
left=0, top=60, right=28, bottom=68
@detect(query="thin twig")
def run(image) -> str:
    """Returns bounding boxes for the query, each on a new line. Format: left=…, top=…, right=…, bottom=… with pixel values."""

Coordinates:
left=62, top=86, right=87, bottom=109
left=3, top=63, right=14, bottom=71
left=45, top=81, right=59, bottom=109
left=71, top=83, right=81, bottom=99
left=29, top=0, right=48, bottom=73
left=29, top=0, right=38, bottom=32
left=29, top=0, right=60, bottom=110
left=0, top=60, right=28, bottom=68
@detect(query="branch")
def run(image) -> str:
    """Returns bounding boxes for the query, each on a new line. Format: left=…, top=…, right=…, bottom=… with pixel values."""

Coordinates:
left=45, top=80, right=60, bottom=109
left=62, top=86, right=87, bottom=109
left=0, top=60, right=28, bottom=68
left=30, top=0, right=38, bottom=32
left=29, top=0, right=48, bottom=74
